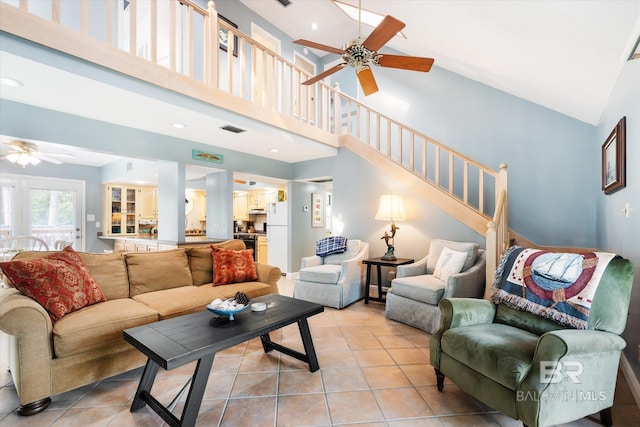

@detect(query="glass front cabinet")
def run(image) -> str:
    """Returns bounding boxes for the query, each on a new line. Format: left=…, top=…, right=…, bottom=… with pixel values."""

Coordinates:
left=104, top=185, right=138, bottom=235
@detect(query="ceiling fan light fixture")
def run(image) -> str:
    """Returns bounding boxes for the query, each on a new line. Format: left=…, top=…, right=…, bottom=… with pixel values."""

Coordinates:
left=342, top=40, right=380, bottom=70
left=7, top=151, right=40, bottom=167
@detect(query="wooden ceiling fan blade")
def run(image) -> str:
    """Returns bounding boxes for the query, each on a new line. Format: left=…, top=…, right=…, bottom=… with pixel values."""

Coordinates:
left=357, top=67, right=379, bottom=96
left=293, top=39, right=344, bottom=55
left=362, top=15, right=406, bottom=52
left=302, top=64, right=346, bottom=85
left=378, top=54, right=434, bottom=72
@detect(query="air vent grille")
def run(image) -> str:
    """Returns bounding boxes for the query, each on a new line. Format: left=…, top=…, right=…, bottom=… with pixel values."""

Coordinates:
left=221, top=125, right=246, bottom=134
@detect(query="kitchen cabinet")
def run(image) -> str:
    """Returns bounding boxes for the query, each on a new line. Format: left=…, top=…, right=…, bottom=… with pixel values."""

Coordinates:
left=248, top=190, right=267, bottom=211
left=257, top=235, right=268, bottom=264
left=233, top=192, right=248, bottom=221
left=104, top=185, right=138, bottom=235
left=138, top=187, right=158, bottom=219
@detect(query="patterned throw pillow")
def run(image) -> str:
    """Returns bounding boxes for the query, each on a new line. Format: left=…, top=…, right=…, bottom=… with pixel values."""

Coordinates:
left=212, top=246, right=258, bottom=286
left=0, top=246, right=106, bottom=323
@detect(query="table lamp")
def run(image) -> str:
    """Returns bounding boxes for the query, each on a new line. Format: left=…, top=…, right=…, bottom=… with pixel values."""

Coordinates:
left=375, top=194, right=406, bottom=260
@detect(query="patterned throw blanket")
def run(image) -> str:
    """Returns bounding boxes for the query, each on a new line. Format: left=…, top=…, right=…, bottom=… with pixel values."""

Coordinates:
left=491, top=246, right=615, bottom=329
left=316, top=236, right=348, bottom=257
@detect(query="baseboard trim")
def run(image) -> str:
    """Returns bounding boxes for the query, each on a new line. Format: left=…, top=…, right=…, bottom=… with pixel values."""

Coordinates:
left=620, top=353, right=640, bottom=408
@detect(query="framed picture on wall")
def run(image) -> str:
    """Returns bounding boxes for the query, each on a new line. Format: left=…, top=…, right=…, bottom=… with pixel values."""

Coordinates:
left=311, top=193, right=324, bottom=228
left=219, top=15, right=238, bottom=57
left=601, top=116, right=626, bottom=195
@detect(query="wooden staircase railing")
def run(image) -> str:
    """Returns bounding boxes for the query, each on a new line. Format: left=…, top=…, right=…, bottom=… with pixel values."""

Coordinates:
left=1, top=0, right=509, bottom=286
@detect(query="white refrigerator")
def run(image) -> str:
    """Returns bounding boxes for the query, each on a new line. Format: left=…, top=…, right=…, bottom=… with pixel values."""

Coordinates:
left=267, top=201, right=289, bottom=274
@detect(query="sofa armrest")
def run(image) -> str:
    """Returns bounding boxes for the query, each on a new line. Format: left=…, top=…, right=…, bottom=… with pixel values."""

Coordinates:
left=430, top=297, right=496, bottom=369
left=442, top=251, right=486, bottom=299
left=438, top=297, right=496, bottom=330
left=396, top=255, right=429, bottom=278
left=0, top=288, right=54, bottom=404
left=336, top=243, right=370, bottom=285
left=517, top=329, right=626, bottom=426
left=300, top=255, right=322, bottom=269
left=255, top=263, right=282, bottom=294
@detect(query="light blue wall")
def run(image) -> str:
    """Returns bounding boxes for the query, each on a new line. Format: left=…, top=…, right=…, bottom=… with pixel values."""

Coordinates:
left=327, top=149, right=483, bottom=262
left=595, top=59, right=640, bottom=379
left=333, top=55, right=597, bottom=248
left=289, top=180, right=331, bottom=269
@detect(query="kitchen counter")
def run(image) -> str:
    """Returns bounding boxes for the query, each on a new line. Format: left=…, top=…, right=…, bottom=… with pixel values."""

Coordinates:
left=99, top=235, right=230, bottom=252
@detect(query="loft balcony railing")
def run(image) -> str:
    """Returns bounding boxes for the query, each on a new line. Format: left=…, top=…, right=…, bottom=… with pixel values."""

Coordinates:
left=0, top=0, right=508, bottom=290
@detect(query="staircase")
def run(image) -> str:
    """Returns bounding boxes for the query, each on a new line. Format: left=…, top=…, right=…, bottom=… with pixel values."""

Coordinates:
left=0, top=0, right=509, bottom=295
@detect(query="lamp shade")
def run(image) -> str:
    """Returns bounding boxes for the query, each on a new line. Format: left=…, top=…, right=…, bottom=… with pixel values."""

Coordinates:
left=375, top=194, right=406, bottom=221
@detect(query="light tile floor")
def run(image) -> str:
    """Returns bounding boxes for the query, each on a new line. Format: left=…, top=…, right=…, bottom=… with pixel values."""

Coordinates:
left=1, top=277, right=638, bottom=426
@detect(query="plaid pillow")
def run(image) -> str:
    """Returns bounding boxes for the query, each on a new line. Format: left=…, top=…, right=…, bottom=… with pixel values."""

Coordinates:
left=316, top=236, right=348, bottom=257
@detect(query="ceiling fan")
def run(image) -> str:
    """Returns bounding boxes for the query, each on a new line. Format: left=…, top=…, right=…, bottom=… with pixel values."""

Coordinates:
left=1, top=140, right=73, bottom=167
left=293, top=4, right=434, bottom=96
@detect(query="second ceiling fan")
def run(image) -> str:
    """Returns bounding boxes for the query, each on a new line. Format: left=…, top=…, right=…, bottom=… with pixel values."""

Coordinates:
left=294, top=4, right=434, bottom=96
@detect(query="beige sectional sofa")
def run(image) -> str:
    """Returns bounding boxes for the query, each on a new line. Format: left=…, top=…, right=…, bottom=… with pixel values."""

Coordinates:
left=0, top=240, right=281, bottom=415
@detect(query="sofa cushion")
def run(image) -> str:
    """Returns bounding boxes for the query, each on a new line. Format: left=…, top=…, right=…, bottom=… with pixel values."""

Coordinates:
left=427, top=240, right=479, bottom=273
left=212, top=246, right=258, bottom=285
left=187, top=240, right=246, bottom=286
left=78, top=252, right=129, bottom=299
left=324, top=240, right=361, bottom=265
left=0, top=247, right=106, bottom=323
left=133, top=286, right=214, bottom=320
left=298, top=264, right=342, bottom=284
left=441, top=323, right=538, bottom=390
left=391, top=275, right=446, bottom=305
left=52, top=298, right=158, bottom=358
left=133, top=281, right=273, bottom=320
left=198, top=281, right=274, bottom=301
left=125, top=249, right=193, bottom=297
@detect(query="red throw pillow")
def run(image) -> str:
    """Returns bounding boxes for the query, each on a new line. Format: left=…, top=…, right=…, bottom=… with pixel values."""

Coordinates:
left=212, top=246, right=258, bottom=286
left=0, top=246, right=106, bottom=323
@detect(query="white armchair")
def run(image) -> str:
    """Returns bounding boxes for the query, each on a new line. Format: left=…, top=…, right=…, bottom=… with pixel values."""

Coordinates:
left=294, top=239, right=369, bottom=309
left=385, top=239, right=486, bottom=333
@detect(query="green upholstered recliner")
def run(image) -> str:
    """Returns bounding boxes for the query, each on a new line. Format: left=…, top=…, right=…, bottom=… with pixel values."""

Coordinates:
left=430, top=254, right=634, bottom=427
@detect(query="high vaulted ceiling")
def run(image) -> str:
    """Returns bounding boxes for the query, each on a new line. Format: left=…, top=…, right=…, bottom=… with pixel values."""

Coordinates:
left=241, top=0, right=640, bottom=125
left=1, top=0, right=639, bottom=183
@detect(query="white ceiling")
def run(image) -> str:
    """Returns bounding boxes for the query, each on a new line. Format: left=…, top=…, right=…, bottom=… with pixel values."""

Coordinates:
left=1, top=0, right=639, bottom=184
left=242, top=0, right=640, bottom=125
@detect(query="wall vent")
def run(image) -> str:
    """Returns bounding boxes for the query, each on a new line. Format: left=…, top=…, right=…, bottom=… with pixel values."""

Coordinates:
left=221, top=125, right=246, bottom=134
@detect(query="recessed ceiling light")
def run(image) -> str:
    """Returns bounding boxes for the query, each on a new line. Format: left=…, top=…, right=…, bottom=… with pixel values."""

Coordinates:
left=0, top=77, right=24, bottom=87
left=172, top=123, right=186, bottom=129
left=270, top=148, right=280, bottom=153
left=310, top=22, right=318, bottom=31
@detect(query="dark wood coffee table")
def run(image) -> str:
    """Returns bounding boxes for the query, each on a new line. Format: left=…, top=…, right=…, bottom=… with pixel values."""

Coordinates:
left=123, top=294, right=324, bottom=427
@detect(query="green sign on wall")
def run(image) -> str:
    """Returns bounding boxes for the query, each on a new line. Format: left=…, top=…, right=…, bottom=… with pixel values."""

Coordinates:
left=192, top=149, right=223, bottom=164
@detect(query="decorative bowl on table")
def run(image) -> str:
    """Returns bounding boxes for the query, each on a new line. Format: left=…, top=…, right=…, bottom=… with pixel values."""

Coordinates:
left=206, top=298, right=249, bottom=321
